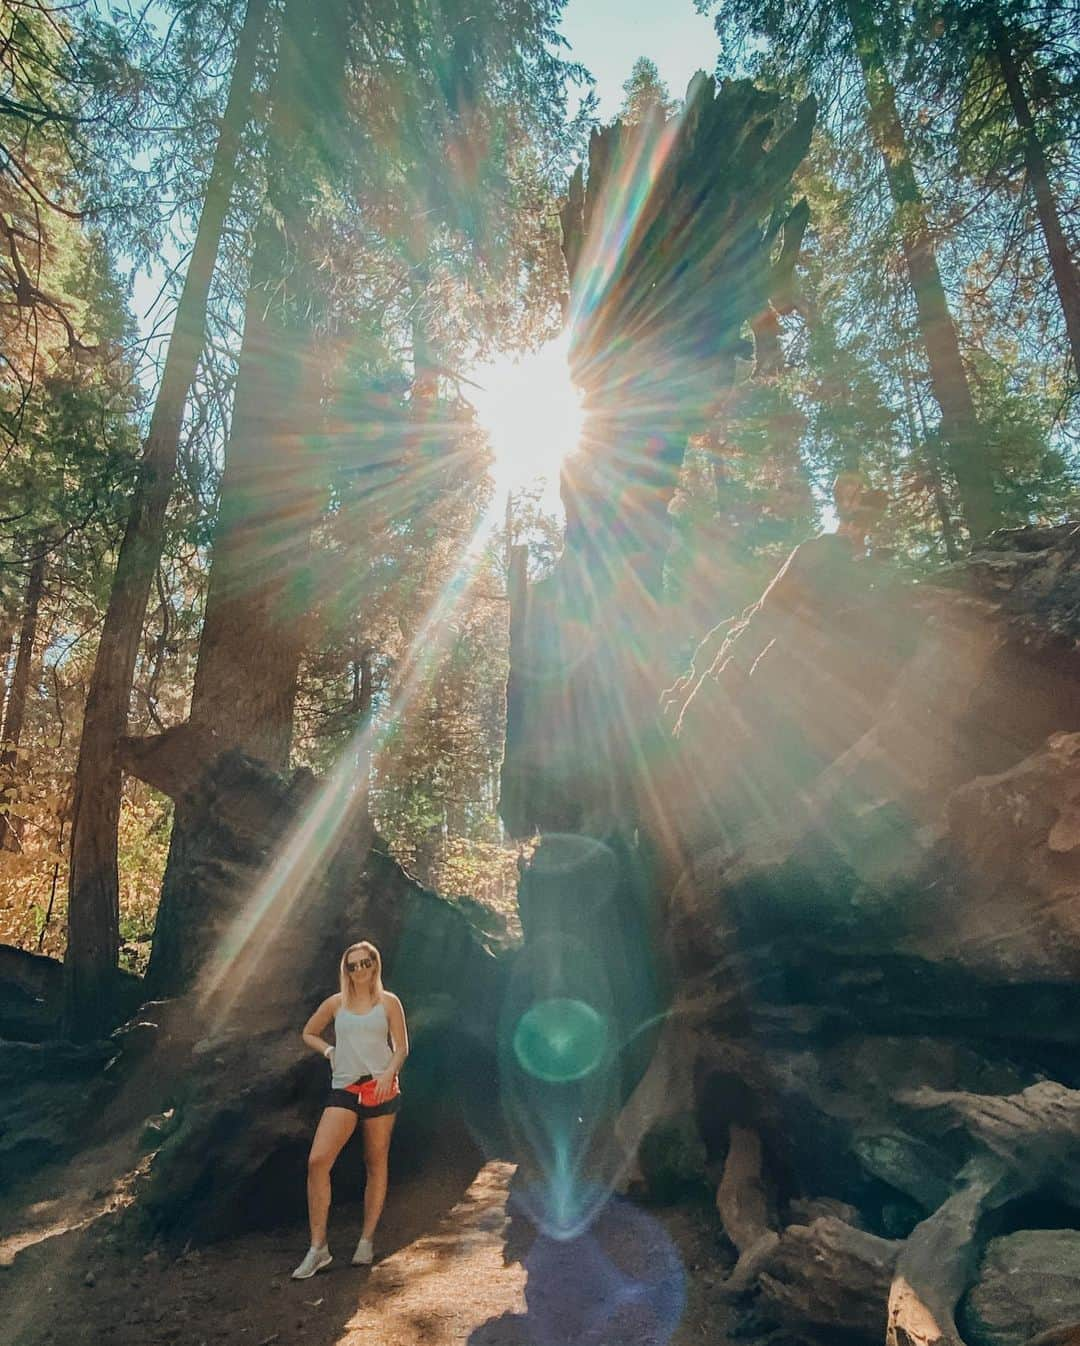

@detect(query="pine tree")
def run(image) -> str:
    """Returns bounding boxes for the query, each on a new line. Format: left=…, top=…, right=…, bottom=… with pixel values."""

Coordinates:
left=64, top=0, right=271, bottom=1038
left=701, top=0, right=1007, bottom=538
left=619, top=57, right=678, bottom=125
left=908, top=0, right=1080, bottom=386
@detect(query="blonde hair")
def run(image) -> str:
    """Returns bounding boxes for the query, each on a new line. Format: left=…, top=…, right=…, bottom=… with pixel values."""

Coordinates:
left=339, top=941, right=384, bottom=1009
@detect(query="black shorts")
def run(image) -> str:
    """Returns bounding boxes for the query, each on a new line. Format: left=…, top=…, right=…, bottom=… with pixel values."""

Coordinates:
left=325, top=1082, right=401, bottom=1120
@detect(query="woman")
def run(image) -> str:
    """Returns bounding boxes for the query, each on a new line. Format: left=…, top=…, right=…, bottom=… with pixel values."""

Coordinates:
left=292, top=940, right=408, bottom=1280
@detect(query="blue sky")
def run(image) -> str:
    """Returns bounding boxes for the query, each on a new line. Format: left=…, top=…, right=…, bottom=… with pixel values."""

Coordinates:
left=559, top=0, right=719, bottom=117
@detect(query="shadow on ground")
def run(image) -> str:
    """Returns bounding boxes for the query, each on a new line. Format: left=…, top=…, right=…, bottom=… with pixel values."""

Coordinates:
left=4, top=1110, right=494, bottom=1346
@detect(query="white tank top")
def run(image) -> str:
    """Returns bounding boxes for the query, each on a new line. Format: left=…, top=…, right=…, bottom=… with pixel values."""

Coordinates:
left=332, top=1000, right=394, bottom=1088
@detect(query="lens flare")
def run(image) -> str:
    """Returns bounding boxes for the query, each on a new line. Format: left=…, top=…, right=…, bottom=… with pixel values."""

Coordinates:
left=471, top=333, right=583, bottom=501
left=523, top=1197, right=686, bottom=1346
left=513, top=997, right=608, bottom=1084
left=195, top=495, right=502, bottom=1023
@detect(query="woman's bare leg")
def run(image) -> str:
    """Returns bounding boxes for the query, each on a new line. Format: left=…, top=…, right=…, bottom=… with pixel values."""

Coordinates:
left=307, top=1107, right=357, bottom=1246
left=360, top=1113, right=396, bottom=1241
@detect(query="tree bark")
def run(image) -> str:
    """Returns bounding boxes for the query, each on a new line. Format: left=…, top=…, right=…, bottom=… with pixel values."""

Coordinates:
left=989, top=14, right=1080, bottom=388
left=846, top=0, right=999, bottom=541
left=0, top=547, right=45, bottom=851
left=62, top=0, right=270, bottom=1041
left=181, top=242, right=324, bottom=768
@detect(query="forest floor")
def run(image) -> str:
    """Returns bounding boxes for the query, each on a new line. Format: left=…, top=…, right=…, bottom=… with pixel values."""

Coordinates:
left=1, top=1122, right=738, bottom=1346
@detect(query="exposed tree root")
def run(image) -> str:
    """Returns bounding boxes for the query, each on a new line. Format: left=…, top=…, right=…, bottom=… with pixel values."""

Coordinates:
left=716, top=1124, right=779, bottom=1292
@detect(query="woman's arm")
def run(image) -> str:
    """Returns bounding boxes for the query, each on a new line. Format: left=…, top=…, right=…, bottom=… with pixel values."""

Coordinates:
left=373, top=993, right=409, bottom=1100
left=301, top=994, right=341, bottom=1060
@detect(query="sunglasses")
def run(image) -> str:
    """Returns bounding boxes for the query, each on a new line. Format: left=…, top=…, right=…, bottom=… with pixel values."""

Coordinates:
left=347, top=957, right=375, bottom=972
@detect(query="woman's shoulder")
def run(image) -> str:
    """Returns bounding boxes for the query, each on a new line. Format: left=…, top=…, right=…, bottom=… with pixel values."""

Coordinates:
left=323, top=991, right=344, bottom=1013
left=379, top=989, right=403, bottom=1010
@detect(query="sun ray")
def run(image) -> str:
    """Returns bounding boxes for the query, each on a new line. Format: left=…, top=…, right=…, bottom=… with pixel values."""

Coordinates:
left=197, top=502, right=501, bottom=1022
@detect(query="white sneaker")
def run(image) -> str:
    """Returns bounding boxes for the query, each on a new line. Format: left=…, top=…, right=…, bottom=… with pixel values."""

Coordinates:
left=351, top=1236, right=374, bottom=1266
left=291, top=1245, right=332, bottom=1279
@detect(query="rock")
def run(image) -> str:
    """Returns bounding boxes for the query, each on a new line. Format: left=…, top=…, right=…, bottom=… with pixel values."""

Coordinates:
left=139, top=1109, right=178, bottom=1150
left=668, top=532, right=1080, bottom=1013
left=0, top=944, right=62, bottom=1041
left=934, top=733, right=1080, bottom=981
left=852, top=1130, right=952, bottom=1211
left=958, top=523, right=1080, bottom=645
left=965, top=1231, right=1080, bottom=1346
left=666, top=532, right=915, bottom=857
left=650, top=527, right=1080, bottom=1344
left=110, top=1019, right=160, bottom=1065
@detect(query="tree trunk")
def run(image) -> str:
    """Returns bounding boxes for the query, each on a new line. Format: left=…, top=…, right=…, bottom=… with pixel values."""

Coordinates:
left=63, top=0, right=270, bottom=1042
left=846, top=0, right=999, bottom=541
left=354, top=645, right=375, bottom=788
left=358, top=648, right=374, bottom=723
left=182, top=249, right=324, bottom=768
left=147, top=1, right=346, bottom=996
left=990, top=15, right=1080, bottom=388
left=0, top=547, right=45, bottom=851
left=180, top=0, right=347, bottom=766
left=901, top=337, right=961, bottom=560
left=0, top=615, right=15, bottom=739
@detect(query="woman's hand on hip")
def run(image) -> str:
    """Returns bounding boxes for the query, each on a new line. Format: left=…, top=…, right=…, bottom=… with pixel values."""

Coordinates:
left=373, top=1068, right=396, bottom=1102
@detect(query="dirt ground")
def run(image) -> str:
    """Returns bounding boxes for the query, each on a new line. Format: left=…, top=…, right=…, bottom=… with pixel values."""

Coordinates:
left=1, top=1126, right=737, bottom=1346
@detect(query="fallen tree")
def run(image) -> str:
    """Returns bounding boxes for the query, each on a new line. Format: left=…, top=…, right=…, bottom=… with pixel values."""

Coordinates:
left=662, top=524, right=1080, bottom=1346
left=4, top=736, right=515, bottom=1232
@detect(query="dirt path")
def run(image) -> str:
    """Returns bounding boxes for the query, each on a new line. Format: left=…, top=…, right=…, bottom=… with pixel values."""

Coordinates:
left=335, top=1161, right=524, bottom=1344
left=4, top=1148, right=524, bottom=1346
left=3, top=1145, right=735, bottom=1346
